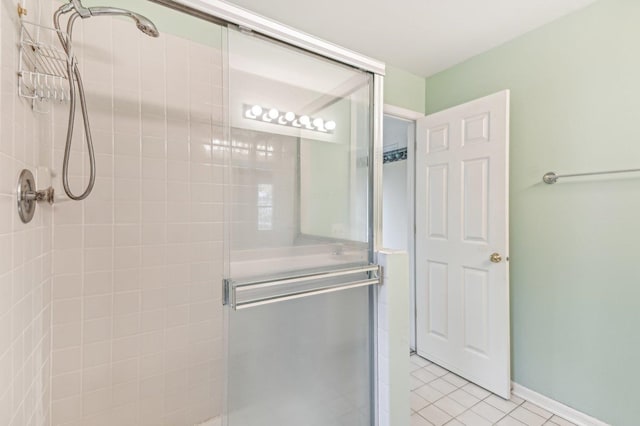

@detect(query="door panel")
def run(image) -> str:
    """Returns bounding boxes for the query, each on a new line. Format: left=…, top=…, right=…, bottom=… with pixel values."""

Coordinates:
left=415, top=90, right=510, bottom=398
left=427, top=125, right=449, bottom=153
left=427, top=164, right=448, bottom=239
left=427, top=261, right=449, bottom=339
left=462, top=158, right=489, bottom=243
left=462, top=267, right=489, bottom=355
left=224, top=27, right=376, bottom=426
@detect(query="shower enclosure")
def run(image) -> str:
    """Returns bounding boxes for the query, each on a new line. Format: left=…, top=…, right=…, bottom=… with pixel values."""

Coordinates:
left=10, top=0, right=383, bottom=424
left=223, top=27, right=378, bottom=426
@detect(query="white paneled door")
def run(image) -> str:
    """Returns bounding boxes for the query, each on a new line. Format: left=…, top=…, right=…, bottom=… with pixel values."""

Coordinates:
left=415, top=90, right=511, bottom=398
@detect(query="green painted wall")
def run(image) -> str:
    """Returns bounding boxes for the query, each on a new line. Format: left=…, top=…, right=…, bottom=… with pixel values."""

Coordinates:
left=424, top=0, right=640, bottom=424
left=385, top=65, right=426, bottom=113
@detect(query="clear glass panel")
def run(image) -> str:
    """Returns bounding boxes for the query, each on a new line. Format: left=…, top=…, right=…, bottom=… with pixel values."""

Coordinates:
left=227, top=28, right=373, bottom=280
left=224, top=28, right=375, bottom=426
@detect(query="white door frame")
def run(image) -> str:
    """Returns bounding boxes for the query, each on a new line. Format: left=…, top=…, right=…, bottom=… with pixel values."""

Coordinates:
left=383, top=104, right=423, bottom=351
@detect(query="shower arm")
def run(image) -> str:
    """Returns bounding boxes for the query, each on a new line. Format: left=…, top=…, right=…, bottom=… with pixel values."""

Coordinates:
left=63, top=0, right=134, bottom=19
left=69, top=0, right=91, bottom=18
left=67, top=0, right=137, bottom=19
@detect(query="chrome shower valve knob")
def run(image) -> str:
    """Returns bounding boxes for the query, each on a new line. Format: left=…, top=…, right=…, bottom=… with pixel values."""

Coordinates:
left=16, top=169, right=55, bottom=224
left=24, top=186, right=55, bottom=204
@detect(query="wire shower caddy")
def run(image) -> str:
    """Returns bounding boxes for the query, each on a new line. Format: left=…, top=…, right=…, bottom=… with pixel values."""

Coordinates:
left=18, top=20, right=74, bottom=110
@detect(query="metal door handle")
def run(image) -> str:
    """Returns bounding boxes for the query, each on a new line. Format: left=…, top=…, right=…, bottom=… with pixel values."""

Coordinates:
left=490, top=253, right=502, bottom=263
left=224, top=264, right=381, bottom=310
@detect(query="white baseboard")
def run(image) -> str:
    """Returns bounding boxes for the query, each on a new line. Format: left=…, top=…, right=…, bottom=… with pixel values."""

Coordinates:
left=511, top=382, right=609, bottom=426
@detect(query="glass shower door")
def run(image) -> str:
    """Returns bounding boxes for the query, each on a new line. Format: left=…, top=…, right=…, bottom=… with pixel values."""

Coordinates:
left=223, top=27, right=376, bottom=426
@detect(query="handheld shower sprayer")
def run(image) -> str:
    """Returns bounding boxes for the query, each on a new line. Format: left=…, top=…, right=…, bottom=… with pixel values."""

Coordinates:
left=74, top=3, right=160, bottom=38
left=54, top=0, right=159, bottom=201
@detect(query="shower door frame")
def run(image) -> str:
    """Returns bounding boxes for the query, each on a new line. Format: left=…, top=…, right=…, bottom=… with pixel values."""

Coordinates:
left=147, top=0, right=386, bottom=424
left=148, top=0, right=385, bottom=75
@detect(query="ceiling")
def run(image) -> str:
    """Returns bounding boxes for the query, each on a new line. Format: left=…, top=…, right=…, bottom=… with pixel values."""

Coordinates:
left=223, top=0, right=598, bottom=77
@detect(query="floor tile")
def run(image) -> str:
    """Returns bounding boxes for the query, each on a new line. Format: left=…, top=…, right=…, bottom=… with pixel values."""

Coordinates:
left=510, top=406, right=546, bottom=426
left=461, top=382, right=491, bottom=400
left=411, top=355, right=432, bottom=368
left=471, top=401, right=506, bottom=423
left=457, top=409, right=494, bottom=426
left=415, top=384, right=445, bottom=403
left=484, top=394, right=520, bottom=413
left=522, top=401, right=552, bottom=420
left=413, top=368, right=439, bottom=384
left=433, top=396, right=466, bottom=417
left=411, top=392, right=430, bottom=412
left=496, top=416, right=527, bottom=426
left=418, top=404, right=453, bottom=426
left=411, top=362, right=425, bottom=372
left=510, top=394, right=525, bottom=405
left=448, top=389, right=480, bottom=409
left=442, top=372, right=469, bottom=388
left=409, top=358, right=576, bottom=426
left=425, top=363, right=449, bottom=377
left=412, top=412, right=435, bottom=426
left=429, top=378, right=458, bottom=395
left=411, top=376, right=426, bottom=390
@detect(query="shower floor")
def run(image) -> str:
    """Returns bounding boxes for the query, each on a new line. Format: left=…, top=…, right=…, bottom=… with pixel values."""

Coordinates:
left=410, top=355, right=576, bottom=426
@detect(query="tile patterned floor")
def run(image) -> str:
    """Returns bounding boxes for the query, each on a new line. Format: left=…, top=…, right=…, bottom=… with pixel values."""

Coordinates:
left=410, top=355, right=576, bottom=426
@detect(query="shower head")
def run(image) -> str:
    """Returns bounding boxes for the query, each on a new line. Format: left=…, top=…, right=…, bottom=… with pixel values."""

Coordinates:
left=86, top=7, right=159, bottom=37
left=135, top=20, right=160, bottom=38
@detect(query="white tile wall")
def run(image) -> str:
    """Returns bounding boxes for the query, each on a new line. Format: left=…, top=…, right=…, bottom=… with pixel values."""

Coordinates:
left=3, top=3, right=358, bottom=425
left=43, top=14, right=225, bottom=426
left=377, top=250, right=410, bottom=426
left=0, top=1, right=53, bottom=425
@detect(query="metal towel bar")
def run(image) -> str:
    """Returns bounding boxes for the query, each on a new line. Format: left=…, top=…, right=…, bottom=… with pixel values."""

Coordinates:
left=223, top=264, right=381, bottom=310
left=543, top=168, right=640, bottom=184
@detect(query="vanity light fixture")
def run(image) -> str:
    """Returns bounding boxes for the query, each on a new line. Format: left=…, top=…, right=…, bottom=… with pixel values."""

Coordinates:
left=244, top=104, right=336, bottom=133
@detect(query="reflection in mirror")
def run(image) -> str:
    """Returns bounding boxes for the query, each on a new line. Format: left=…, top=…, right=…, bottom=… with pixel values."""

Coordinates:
left=227, top=29, right=373, bottom=280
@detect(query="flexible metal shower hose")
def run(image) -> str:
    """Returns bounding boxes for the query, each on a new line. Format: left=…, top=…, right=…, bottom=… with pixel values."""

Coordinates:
left=54, top=8, right=96, bottom=201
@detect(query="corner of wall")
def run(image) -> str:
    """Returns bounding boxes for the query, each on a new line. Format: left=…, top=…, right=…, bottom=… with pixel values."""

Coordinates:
left=0, top=1, right=54, bottom=425
left=383, top=66, right=426, bottom=114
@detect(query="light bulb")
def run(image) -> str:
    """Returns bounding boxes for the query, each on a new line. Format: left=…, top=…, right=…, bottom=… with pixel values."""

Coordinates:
left=284, top=112, right=295, bottom=122
left=325, top=120, right=336, bottom=131
left=251, top=105, right=263, bottom=116
left=268, top=108, right=279, bottom=119
left=299, top=115, right=310, bottom=125
left=312, top=118, right=324, bottom=129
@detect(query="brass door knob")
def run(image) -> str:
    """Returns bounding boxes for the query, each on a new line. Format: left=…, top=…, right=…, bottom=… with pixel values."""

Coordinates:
left=489, top=253, right=502, bottom=263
